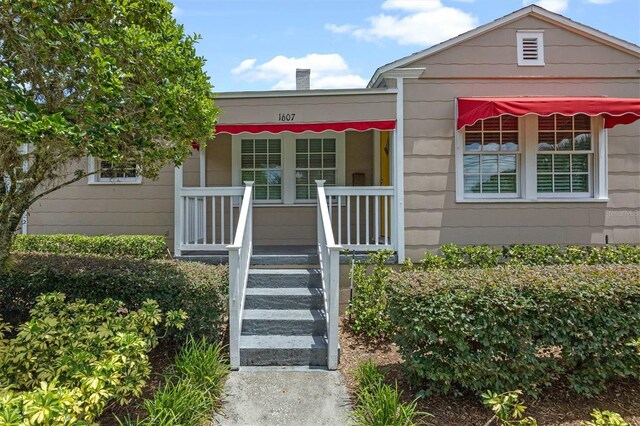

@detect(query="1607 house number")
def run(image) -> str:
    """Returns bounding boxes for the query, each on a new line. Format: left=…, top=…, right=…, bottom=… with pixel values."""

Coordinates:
left=278, top=113, right=296, bottom=122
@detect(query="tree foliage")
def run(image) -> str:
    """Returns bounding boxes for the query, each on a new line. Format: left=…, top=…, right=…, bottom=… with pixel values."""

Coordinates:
left=0, top=0, right=218, bottom=264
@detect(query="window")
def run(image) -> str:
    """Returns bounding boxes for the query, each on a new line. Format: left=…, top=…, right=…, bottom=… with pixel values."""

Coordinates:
left=88, top=157, right=141, bottom=184
left=456, top=114, right=606, bottom=202
left=295, top=138, right=336, bottom=200
left=537, top=114, right=592, bottom=196
left=240, top=138, right=282, bottom=201
left=517, top=31, right=544, bottom=66
left=463, top=116, right=520, bottom=196
left=233, top=132, right=345, bottom=204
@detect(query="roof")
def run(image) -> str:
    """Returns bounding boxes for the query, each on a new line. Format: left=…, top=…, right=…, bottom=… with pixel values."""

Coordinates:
left=367, top=4, right=640, bottom=88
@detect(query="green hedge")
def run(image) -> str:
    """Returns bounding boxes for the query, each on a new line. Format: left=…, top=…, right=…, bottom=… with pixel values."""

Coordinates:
left=0, top=253, right=228, bottom=341
left=419, top=243, right=640, bottom=270
left=12, top=234, right=168, bottom=260
left=387, top=265, right=640, bottom=397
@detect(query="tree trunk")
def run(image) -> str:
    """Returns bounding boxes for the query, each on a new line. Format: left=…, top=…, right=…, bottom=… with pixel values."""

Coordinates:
left=0, top=207, right=25, bottom=270
left=0, top=226, right=16, bottom=269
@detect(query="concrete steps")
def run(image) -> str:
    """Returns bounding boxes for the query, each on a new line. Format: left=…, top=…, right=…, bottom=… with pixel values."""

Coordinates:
left=240, top=268, right=328, bottom=367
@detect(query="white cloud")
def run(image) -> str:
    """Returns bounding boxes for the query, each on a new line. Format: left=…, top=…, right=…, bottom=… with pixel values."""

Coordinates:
left=584, top=0, right=615, bottom=3
left=231, top=59, right=257, bottom=75
left=171, top=5, right=183, bottom=18
left=524, top=0, right=569, bottom=13
left=324, top=23, right=356, bottom=34
left=326, top=0, right=478, bottom=46
left=231, top=53, right=368, bottom=90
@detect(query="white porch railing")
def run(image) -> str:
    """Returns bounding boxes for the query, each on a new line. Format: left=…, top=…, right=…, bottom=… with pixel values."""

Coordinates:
left=316, top=181, right=342, bottom=370
left=324, top=186, right=395, bottom=251
left=227, top=182, right=254, bottom=369
left=178, top=186, right=245, bottom=251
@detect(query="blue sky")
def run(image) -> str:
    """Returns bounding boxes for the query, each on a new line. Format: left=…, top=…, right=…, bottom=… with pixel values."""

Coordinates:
left=171, top=0, right=640, bottom=92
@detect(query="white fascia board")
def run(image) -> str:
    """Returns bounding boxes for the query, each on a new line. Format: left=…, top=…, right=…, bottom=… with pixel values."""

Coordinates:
left=216, top=87, right=397, bottom=99
left=367, top=5, right=640, bottom=88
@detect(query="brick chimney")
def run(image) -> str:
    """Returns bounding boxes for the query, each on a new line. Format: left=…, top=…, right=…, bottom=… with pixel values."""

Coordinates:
left=296, top=69, right=311, bottom=90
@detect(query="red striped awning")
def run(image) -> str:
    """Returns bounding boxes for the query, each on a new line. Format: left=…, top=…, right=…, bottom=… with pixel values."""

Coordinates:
left=457, top=97, right=640, bottom=130
left=215, top=120, right=396, bottom=135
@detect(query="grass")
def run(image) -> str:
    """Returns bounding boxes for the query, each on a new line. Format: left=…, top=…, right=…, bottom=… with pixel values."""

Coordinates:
left=117, top=337, right=229, bottom=425
left=351, top=360, right=424, bottom=426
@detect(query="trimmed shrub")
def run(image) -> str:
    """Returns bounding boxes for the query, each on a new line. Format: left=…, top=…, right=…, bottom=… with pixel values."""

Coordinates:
left=418, top=244, right=640, bottom=269
left=12, top=234, right=168, bottom=260
left=388, top=265, right=640, bottom=397
left=0, top=253, right=228, bottom=341
left=0, top=293, right=185, bottom=424
left=346, top=250, right=396, bottom=338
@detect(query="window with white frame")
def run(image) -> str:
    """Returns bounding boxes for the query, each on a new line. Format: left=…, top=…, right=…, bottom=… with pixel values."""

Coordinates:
left=463, top=116, right=520, bottom=196
left=456, top=113, right=605, bottom=202
left=295, top=137, right=337, bottom=200
left=233, top=132, right=345, bottom=204
left=88, top=157, right=141, bottom=184
left=537, top=114, right=592, bottom=196
left=240, top=138, right=282, bottom=201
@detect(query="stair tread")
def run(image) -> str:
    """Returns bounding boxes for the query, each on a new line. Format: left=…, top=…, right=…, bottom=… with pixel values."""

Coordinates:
left=243, top=309, right=325, bottom=321
left=249, top=268, right=320, bottom=275
left=240, top=335, right=327, bottom=349
left=245, top=287, right=323, bottom=296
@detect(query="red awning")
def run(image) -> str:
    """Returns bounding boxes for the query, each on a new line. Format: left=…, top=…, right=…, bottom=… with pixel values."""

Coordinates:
left=215, top=120, right=396, bottom=135
left=456, top=97, right=640, bottom=130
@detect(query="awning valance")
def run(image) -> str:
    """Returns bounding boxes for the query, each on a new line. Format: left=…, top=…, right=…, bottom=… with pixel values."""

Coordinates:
left=215, top=120, right=396, bottom=135
left=456, top=97, right=640, bottom=130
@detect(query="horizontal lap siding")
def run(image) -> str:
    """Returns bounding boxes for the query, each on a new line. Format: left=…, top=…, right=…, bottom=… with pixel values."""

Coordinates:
left=217, top=93, right=396, bottom=125
left=401, top=14, right=640, bottom=259
left=27, top=155, right=201, bottom=250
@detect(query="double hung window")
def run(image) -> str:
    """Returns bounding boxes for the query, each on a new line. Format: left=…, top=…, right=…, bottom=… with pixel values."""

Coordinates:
left=457, top=113, right=604, bottom=201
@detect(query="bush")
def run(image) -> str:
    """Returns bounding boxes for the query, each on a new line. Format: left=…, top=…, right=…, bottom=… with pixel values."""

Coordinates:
left=584, top=409, right=629, bottom=426
left=482, top=390, right=537, bottom=425
left=418, top=244, right=640, bottom=269
left=387, top=265, right=640, bottom=397
left=351, top=360, right=423, bottom=426
left=119, top=337, right=229, bottom=425
left=0, top=253, right=228, bottom=341
left=0, top=293, right=185, bottom=424
left=346, top=250, right=396, bottom=338
left=12, top=234, right=168, bottom=260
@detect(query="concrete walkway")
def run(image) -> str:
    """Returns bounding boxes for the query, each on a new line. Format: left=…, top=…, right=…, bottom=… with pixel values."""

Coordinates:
left=214, top=368, right=352, bottom=426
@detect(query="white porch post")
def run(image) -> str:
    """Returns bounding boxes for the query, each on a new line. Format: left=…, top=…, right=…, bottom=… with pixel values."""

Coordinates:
left=199, top=145, right=206, bottom=187
left=174, top=164, right=183, bottom=257
left=393, top=77, right=406, bottom=263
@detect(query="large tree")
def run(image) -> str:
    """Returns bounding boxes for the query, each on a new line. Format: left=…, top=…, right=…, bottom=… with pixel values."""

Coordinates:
left=0, top=0, right=218, bottom=265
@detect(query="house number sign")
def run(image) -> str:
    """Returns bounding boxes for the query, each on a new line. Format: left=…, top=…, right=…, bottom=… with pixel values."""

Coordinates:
left=278, top=113, right=296, bottom=122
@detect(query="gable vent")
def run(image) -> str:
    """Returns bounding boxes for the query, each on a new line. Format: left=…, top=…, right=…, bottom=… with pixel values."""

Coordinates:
left=517, top=31, right=545, bottom=66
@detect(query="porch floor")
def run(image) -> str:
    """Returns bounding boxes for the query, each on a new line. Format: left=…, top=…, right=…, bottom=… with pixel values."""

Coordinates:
left=177, top=245, right=396, bottom=265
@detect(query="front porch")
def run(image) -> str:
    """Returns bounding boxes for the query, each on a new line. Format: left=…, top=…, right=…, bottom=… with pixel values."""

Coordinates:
left=172, top=128, right=402, bottom=370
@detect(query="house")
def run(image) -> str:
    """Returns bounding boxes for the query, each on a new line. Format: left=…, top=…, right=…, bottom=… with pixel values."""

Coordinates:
left=25, top=5, right=640, bottom=369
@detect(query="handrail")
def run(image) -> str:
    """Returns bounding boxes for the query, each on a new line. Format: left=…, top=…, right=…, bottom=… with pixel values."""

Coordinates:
left=227, top=182, right=254, bottom=369
left=316, top=180, right=342, bottom=370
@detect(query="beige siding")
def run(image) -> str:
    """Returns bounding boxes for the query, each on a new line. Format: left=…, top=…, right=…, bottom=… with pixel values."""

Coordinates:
left=27, top=154, right=201, bottom=250
left=401, top=15, right=640, bottom=259
left=408, top=16, right=640, bottom=79
left=216, top=92, right=396, bottom=125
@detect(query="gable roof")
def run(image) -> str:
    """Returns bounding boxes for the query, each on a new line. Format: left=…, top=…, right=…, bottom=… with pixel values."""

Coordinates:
left=367, top=4, right=640, bottom=88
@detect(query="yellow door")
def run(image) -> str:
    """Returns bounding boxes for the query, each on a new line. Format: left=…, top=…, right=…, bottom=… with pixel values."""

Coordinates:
left=379, top=131, right=391, bottom=239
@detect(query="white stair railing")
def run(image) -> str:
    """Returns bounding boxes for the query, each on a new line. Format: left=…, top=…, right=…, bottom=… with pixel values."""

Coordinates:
left=227, top=182, right=254, bottom=369
left=179, top=187, right=245, bottom=251
left=324, top=186, right=395, bottom=251
left=316, top=180, right=342, bottom=370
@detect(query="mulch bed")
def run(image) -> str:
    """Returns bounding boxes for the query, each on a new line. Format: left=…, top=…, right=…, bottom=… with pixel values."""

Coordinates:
left=338, top=317, right=640, bottom=426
